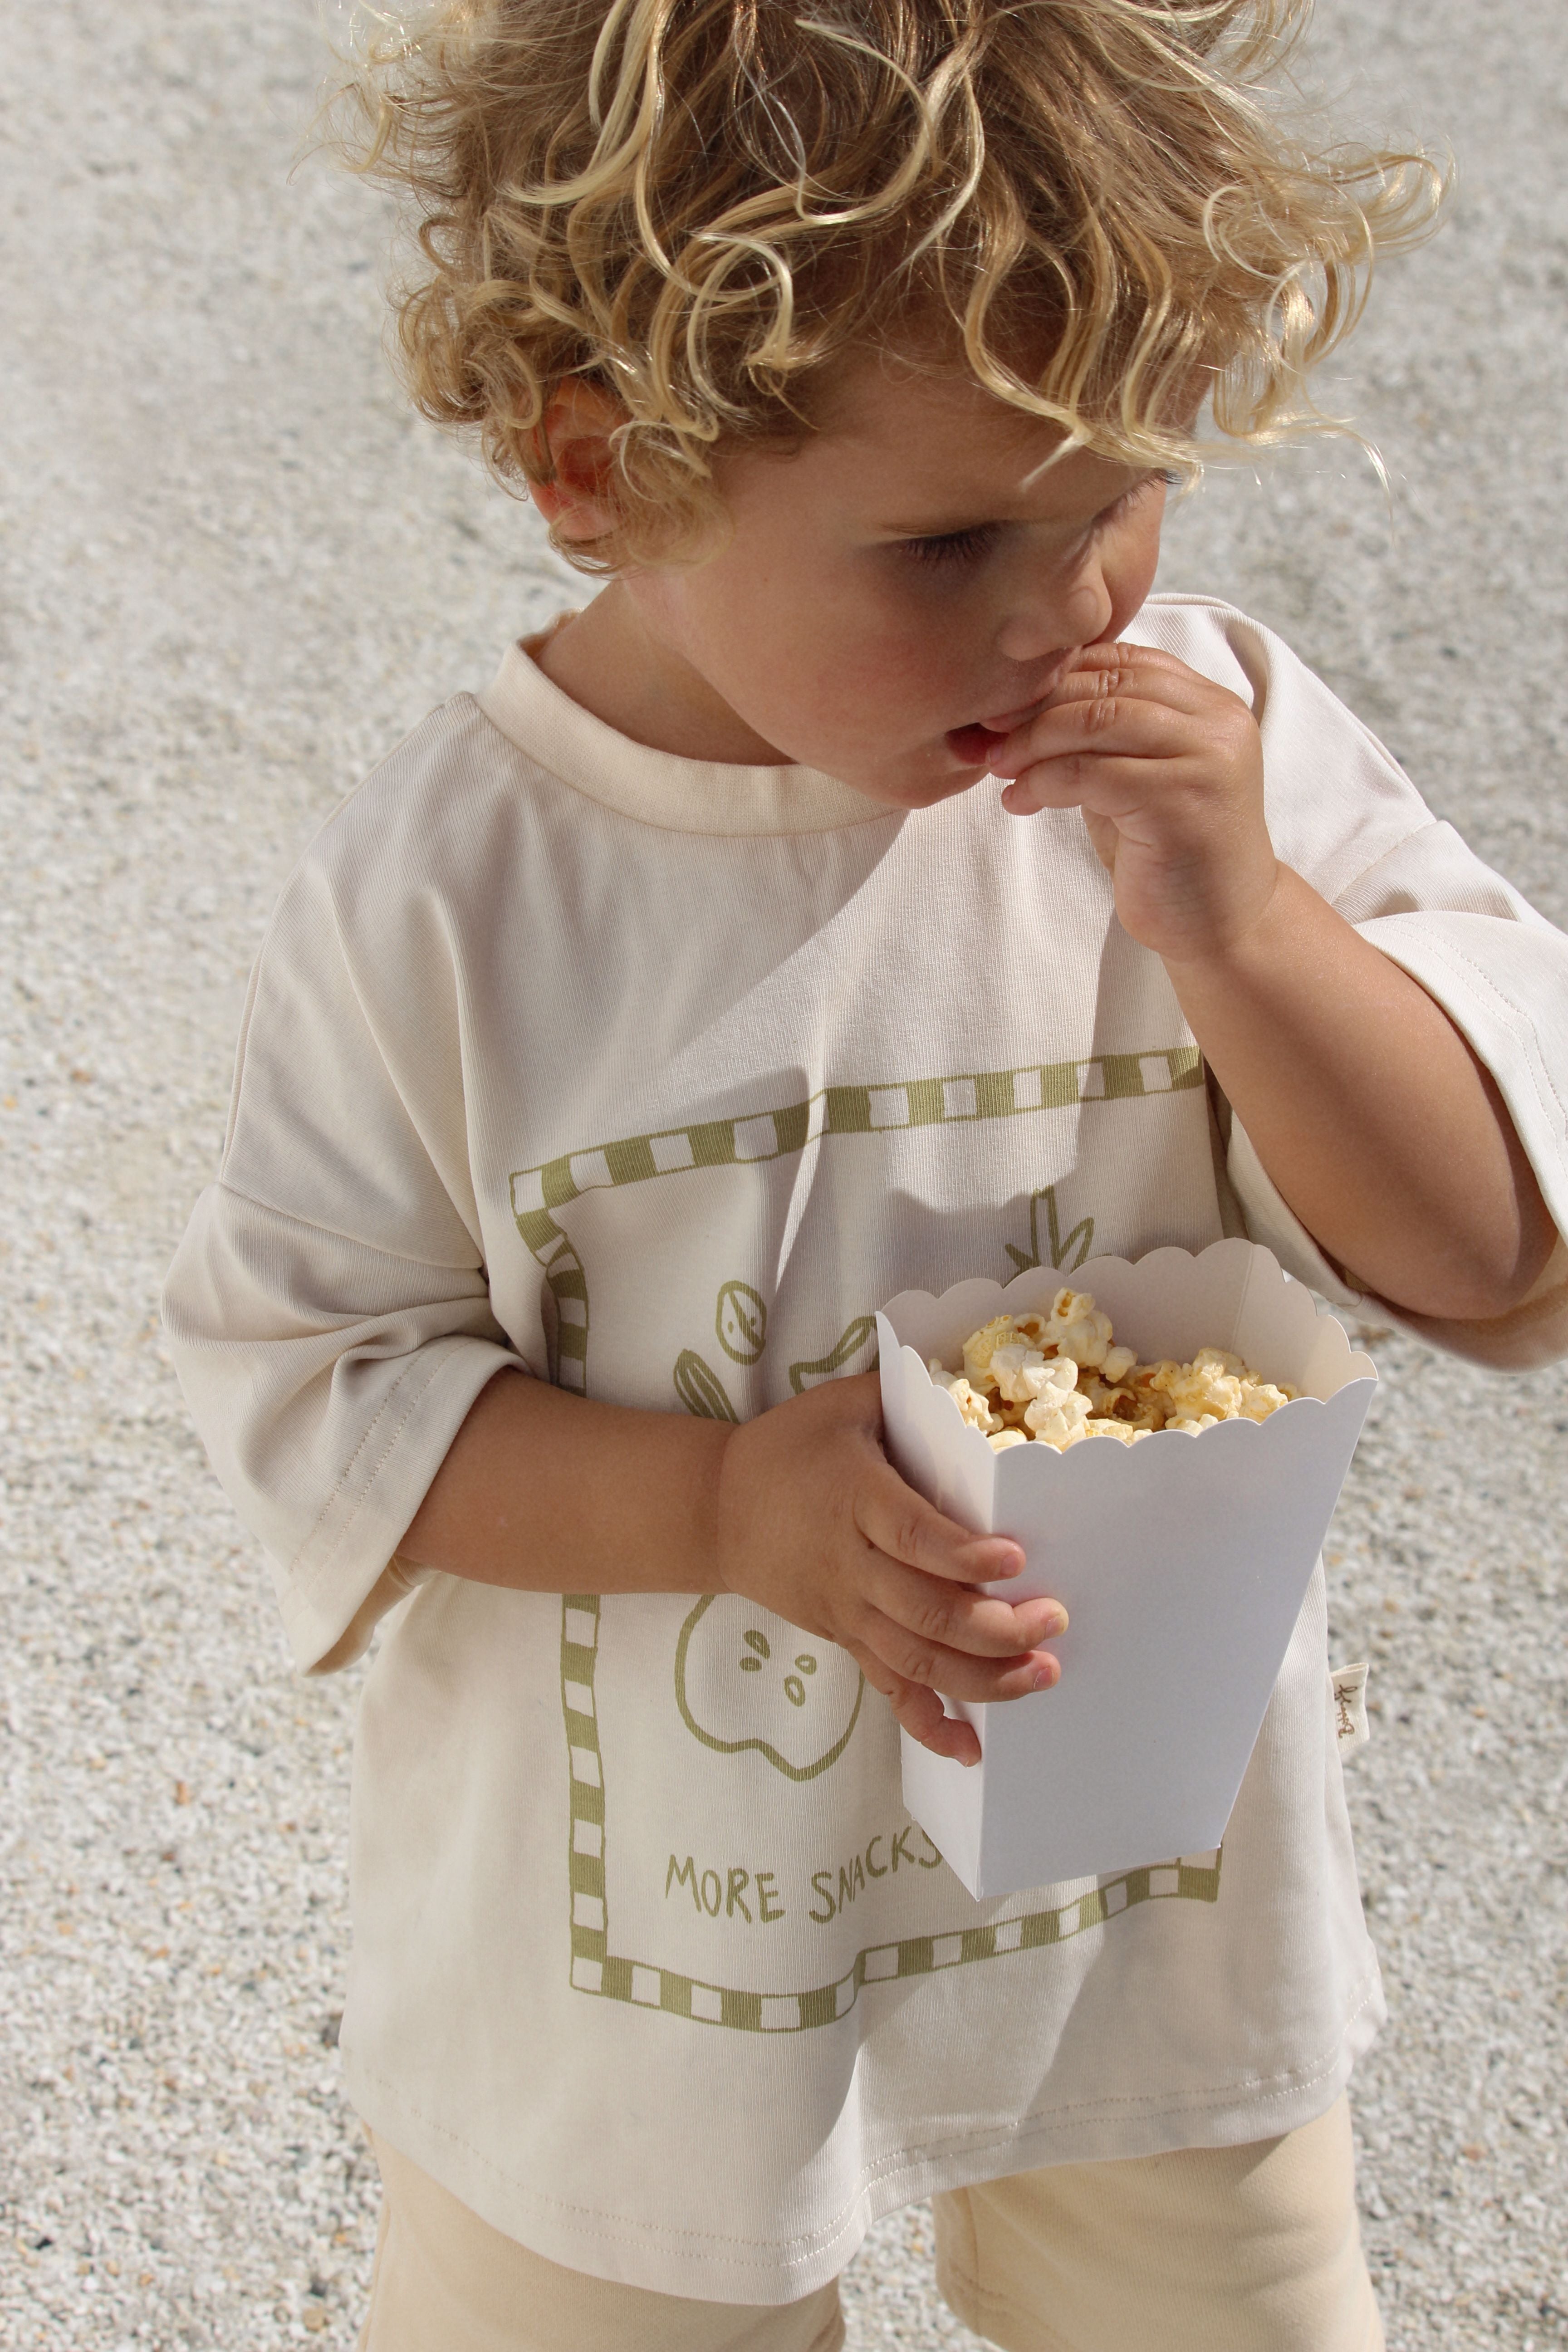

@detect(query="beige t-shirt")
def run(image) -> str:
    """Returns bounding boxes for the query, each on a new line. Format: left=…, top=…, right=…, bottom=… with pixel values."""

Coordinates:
left=164, top=596, right=1568, bottom=2302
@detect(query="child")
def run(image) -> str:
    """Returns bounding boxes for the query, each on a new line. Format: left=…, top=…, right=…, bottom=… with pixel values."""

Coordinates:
left=165, top=1, right=1568, bottom=2345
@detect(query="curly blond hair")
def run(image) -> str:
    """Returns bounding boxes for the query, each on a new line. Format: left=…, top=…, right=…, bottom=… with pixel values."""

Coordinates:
left=334, top=0, right=1439, bottom=567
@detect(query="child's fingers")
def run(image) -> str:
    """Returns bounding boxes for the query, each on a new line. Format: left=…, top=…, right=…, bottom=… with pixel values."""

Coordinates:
left=990, top=693, right=1200, bottom=784
left=860, top=1550, right=1066, bottom=1658
left=1061, top=638, right=1216, bottom=683
left=999, top=753, right=1181, bottom=819
left=853, top=1454, right=1024, bottom=1585
left=854, top=1601, right=1062, bottom=1704
left=877, top=1675, right=982, bottom=1767
left=1050, top=642, right=1227, bottom=716
left=991, top=652, right=1251, bottom=781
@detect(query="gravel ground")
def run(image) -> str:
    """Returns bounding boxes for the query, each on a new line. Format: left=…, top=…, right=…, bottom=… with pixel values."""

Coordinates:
left=1, top=3, right=1564, bottom=2347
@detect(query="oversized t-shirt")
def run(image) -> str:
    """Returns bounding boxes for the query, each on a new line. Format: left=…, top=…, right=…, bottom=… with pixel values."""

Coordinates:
left=163, top=595, right=1568, bottom=2303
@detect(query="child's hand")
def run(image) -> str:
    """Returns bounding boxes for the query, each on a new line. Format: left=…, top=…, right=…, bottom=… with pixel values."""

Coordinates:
left=714, top=1372, right=1065, bottom=1767
left=989, top=643, right=1280, bottom=966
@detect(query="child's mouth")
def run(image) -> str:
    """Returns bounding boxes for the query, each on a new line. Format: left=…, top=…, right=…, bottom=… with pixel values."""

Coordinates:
left=946, top=694, right=1051, bottom=770
left=946, top=722, right=1012, bottom=769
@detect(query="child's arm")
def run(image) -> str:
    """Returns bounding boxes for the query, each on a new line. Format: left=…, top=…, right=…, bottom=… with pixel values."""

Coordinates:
left=991, top=644, right=1559, bottom=1325
left=397, top=1365, right=1065, bottom=1766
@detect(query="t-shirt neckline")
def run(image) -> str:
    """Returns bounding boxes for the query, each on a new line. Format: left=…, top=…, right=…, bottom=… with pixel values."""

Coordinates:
left=476, top=616, right=902, bottom=838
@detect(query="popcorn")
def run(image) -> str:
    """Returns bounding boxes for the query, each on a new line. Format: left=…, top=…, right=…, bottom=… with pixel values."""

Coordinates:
left=989, top=1346, right=1079, bottom=1409
left=1238, top=1379, right=1294, bottom=1422
left=929, top=1294, right=1296, bottom=1450
left=927, top=1362, right=1002, bottom=1435
left=1043, top=1287, right=1116, bottom=1369
left=1150, top=1349, right=1245, bottom=1422
left=961, top=1315, right=1022, bottom=1391
left=1023, top=1387, right=1092, bottom=1446
left=1081, top=1417, right=1151, bottom=1446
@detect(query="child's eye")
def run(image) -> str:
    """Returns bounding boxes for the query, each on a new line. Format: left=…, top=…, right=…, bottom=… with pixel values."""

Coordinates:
left=1094, top=472, right=1175, bottom=529
left=899, top=524, right=997, bottom=567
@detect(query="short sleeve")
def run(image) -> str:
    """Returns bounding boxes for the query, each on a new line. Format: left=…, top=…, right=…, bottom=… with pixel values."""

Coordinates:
left=1335, top=822, right=1568, bottom=1235
left=1227, top=819, right=1568, bottom=1369
left=162, top=833, right=527, bottom=1674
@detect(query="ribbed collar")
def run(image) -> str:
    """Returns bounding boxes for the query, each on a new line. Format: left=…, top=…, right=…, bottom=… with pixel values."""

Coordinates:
left=477, top=618, right=900, bottom=838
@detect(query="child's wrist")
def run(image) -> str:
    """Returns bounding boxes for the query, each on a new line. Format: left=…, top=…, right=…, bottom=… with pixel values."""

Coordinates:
left=704, top=1419, right=741, bottom=1597
left=1153, top=855, right=1290, bottom=985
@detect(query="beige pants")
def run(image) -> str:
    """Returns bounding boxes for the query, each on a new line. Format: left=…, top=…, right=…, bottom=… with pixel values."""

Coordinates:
left=359, top=2097, right=1383, bottom=2352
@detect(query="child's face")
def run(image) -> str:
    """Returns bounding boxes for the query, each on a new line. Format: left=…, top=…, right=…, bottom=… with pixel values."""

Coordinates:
left=619, top=359, right=1169, bottom=806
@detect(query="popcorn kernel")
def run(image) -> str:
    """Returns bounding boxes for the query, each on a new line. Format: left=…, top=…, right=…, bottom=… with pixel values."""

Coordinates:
left=930, top=1297, right=1294, bottom=1450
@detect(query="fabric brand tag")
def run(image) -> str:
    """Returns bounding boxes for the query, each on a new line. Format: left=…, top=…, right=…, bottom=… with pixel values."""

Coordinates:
left=1332, top=1662, right=1370, bottom=1754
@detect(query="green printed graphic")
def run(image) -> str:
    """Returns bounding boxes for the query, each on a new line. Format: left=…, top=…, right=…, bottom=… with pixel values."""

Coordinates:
left=512, top=1047, right=1200, bottom=1396
left=561, top=1596, right=1223, bottom=2033
left=716, top=1280, right=768, bottom=1365
left=1005, top=1185, right=1095, bottom=1278
left=673, top=1350, right=739, bottom=1423
left=788, top=1314, right=878, bottom=1395
left=674, top=1597, right=864, bottom=1782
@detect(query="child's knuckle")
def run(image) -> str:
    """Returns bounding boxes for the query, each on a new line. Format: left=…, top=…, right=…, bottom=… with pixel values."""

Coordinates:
left=859, top=1655, right=902, bottom=1705
left=904, top=1588, right=957, bottom=1645
left=890, top=1505, right=935, bottom=1563
left=890, top=1630, right=941, bottom=1686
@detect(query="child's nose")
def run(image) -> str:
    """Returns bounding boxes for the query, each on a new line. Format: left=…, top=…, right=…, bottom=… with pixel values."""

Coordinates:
left=996, top=562, right=1112, bottom=663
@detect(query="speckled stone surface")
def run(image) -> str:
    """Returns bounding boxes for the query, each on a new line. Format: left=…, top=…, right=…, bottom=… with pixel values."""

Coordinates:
left=1, top=4, right=1564, bottom=2346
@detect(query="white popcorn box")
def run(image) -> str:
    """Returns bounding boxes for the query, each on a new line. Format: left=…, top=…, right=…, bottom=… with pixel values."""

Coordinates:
left=877, top=1240, right=1376, bottom=1898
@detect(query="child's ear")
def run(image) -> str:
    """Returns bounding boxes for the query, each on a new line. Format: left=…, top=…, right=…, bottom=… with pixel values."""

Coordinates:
left=529, top=381, right=627, bottom=545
